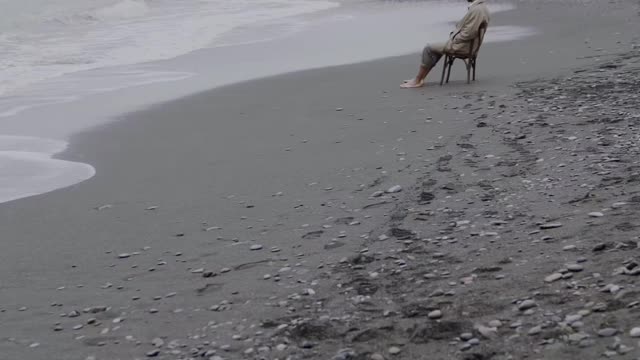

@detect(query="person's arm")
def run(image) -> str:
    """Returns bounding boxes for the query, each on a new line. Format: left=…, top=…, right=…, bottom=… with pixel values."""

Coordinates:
left=451, top=11, right=480, bottom=43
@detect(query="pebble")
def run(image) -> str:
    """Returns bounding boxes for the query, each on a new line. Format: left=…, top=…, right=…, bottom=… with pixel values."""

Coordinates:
left=567, top=264, right=584, bottom=272
left=428, top=310, right=443, bottom=319
left=475, top=325, right=497, bottom=339
left=540, top=222, right=563, bottom=229
left=152, top=338, right=165, bottom=347
left=370, top=354, right=385, bottom=360
left=118, top=253, right=131, bottom=259
left=545, top=273, right=563, bottom=283
left=488, top=320, right=502, bottom=328
left=588, top=212, right=604, bottom=217
left=565, top=314, right=582, bottom=324
left=593, top=243, right=607, bottom=252
left=518, top=299, right=537, bottom=311
left=630, top=327, right=640, bottom=337
left=388, top=346, right=402, bottom=355
left=460, top=333, right=473, bottom=341
left=528, top=326, right=542, bottom=335
left=146, top=349, right=161, bottom=357
left=250, top=244, right=263, bottom=251
left=597, top=328, right=618, bottom=337
left=386, top=185, right=403, bottom=193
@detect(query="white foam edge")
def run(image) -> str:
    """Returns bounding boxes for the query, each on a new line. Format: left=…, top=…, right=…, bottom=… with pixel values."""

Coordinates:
left=0, top=135, right=95, bottom=204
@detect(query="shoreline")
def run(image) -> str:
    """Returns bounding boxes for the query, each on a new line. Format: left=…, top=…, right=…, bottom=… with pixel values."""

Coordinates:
left=1, top=0, right=640, bottom=359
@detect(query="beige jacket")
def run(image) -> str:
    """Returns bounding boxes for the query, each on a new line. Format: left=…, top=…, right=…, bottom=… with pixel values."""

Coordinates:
left=445, top=0, right=490, bottom=55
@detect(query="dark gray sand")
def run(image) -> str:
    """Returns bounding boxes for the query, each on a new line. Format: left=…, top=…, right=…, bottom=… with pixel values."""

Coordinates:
left=2, top=1, right=640, bottom=359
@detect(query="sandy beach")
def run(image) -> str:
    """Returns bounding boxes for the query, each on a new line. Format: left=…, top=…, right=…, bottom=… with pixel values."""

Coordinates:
left=2, top=0, right=640, bottom=359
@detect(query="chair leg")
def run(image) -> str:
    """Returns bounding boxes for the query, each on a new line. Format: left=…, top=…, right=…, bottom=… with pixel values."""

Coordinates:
left=466, top=61, right=471, bottom=84
left=446, top=58, right=453, bottom=83
left=472, top=58, right=477, bottom=81
left=440, top=56, right=448, bottom=86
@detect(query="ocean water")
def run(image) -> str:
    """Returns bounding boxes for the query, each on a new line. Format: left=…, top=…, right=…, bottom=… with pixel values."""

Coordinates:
left=0, top=0, right=535, bottom=205
left=0, top=0, right=339, bottom=98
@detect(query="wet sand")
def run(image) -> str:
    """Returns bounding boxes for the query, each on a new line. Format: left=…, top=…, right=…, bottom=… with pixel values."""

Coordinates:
left=2, top=1, right=640, bottom=359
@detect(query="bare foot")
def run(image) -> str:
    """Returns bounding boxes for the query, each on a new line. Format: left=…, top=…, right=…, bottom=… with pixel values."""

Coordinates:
left=400, top=79, right=424, bottom=88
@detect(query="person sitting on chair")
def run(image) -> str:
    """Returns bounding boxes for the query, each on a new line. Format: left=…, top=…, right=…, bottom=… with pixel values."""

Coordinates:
left=401, top=0, right=490, bottom=88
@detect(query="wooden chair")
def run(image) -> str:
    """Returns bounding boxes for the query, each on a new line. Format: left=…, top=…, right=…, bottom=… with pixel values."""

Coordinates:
left=440, top=22, right=488, bottom=85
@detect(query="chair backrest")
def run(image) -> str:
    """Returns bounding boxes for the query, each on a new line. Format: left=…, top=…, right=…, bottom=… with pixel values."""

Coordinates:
left=468, top=21, right=488, bottom=58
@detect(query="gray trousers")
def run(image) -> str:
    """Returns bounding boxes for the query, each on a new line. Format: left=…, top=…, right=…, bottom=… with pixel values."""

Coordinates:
left=421, top=43, right=446, bottom=69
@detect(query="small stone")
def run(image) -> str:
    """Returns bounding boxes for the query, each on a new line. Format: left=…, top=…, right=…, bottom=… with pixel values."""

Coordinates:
left=250, top=244, right=263, bottom=251
left=488, top=320, right=502, bottom=328
left=428, top=310, right=443, bottom=319
left=565, top=314, right=582, bottom=324
left=475, top=325, right=497, bottom=339
left=568, top=333, right=589, bottom=343
left=146, top=349, right=161, bottom=357
left=563, top=245, right=577, bottom=251
left=545, top=273, right=563, bottom=283
left=518, top=299, right=537, bottom=311
left=152, top=338, right=164, bottom=347
left=597, top=328, right=618, bottom=337
left=468, top=338, right=480, bottom=346
left=370, top=354, right=385, bottom=360
left=540, top=223, right=563, bottom=229
left=460, top=333, right=473, bottom=341
left=304, top=288, right=316, bottom=296
left=276, top=344, right=287, bottom=351
left=386, top=185, right=403, bottom=194
left=388, top=346, right=401, bottom=355
left=593, top=243, right=607, bottom=251
left=588, top=212, right=604, bottom=217
left=528, top=326, right=542, bottom=335
left=118, top=253, right=131, bottom=259
left=567, top=264, right=584, bottom=272
left=630, top=327, right=640, bottom=337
